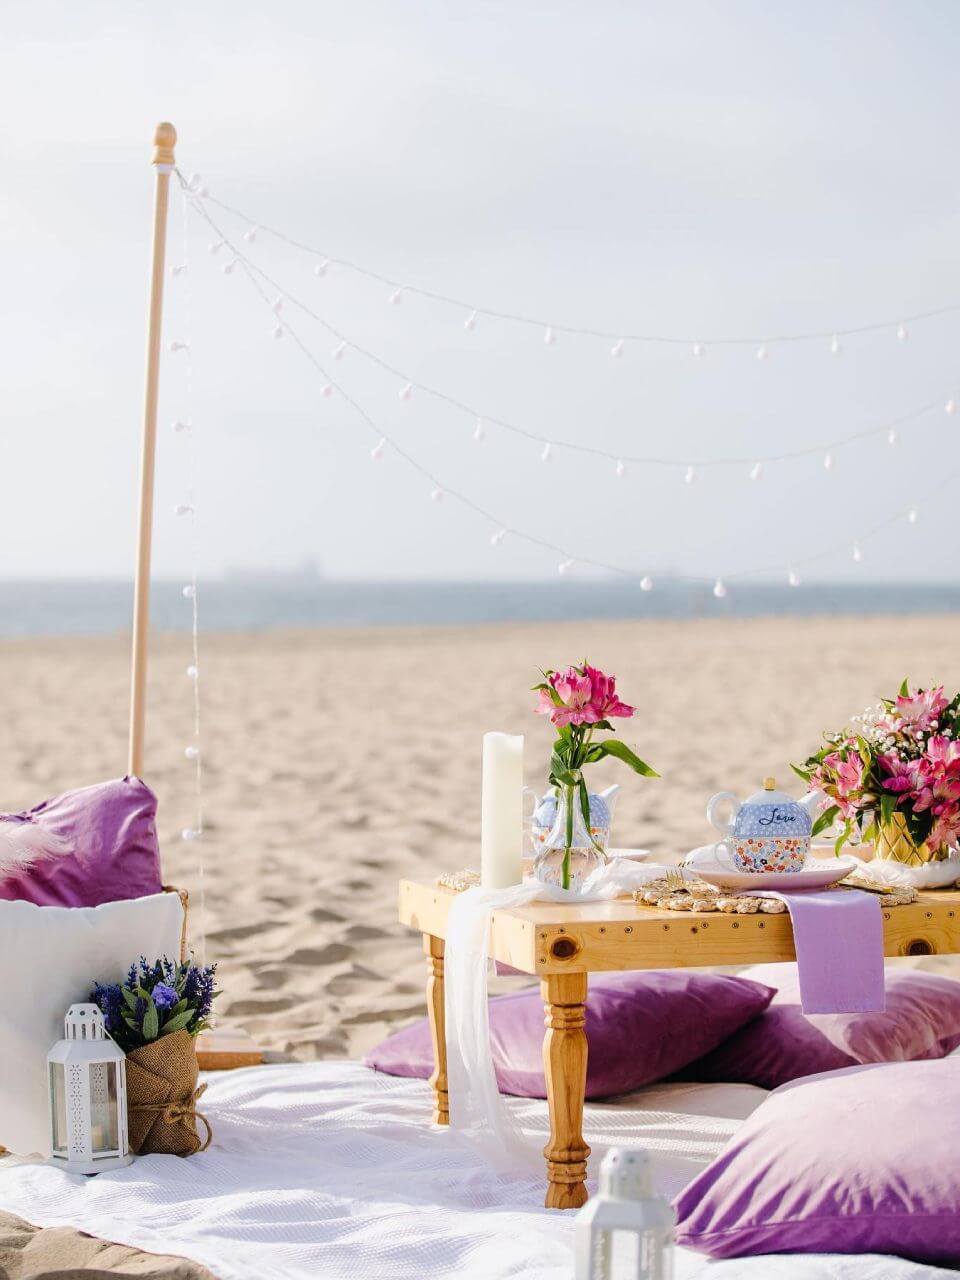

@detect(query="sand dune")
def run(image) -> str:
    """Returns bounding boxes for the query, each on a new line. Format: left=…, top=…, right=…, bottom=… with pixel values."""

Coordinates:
left=1, top=614, right=957, bottom=1060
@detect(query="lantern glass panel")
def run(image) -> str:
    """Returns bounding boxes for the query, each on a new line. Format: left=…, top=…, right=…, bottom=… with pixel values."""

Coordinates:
left=88, top=1062, right=119, bottom=1154
left=49, top=1063, right=68, bottom=1155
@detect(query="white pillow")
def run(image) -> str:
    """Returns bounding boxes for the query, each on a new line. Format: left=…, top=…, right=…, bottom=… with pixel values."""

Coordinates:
left=0, top=891, right=186, bottom=1156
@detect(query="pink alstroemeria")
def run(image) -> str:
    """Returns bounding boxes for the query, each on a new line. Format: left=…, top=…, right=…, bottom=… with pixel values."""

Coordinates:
left=925, top=735, right=960, bottom=773
left=913, top=774, right=960, bottom=817
left=895, top=685, right=949, bottom=733
left=582, top=664, right=635, bottom=721
left=929, top=806, right=960, bottom=852
left=878, top=753, right=923, bottom=795
left=534, top=667, right=600, bottom=728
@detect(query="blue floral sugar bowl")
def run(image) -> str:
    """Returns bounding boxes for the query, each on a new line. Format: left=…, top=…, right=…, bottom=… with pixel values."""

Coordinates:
left=707, top=776, right=820, bottom=874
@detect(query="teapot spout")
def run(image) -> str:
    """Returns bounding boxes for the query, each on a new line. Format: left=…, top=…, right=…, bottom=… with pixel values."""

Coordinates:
left=598, top=783, right=620, bottom=814
left=799, top=789, right=827, bottom=818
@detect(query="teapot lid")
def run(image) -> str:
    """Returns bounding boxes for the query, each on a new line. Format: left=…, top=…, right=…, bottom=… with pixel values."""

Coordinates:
left=743, top=776, right=796, bottom=807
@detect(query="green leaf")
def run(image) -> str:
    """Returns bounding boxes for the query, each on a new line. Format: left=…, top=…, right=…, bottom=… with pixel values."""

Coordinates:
left=834, top=819, right=854, bottom=857
left=899, top=677, right=910, bottom=698
left=550, top=752, right=578, bottom=786
left=790, top=763, right=812, bottom=783
left=158, top=1009, right=194, bottom=1036
left=811, top=804, right=839, bottom=838
left=880, top=792, right=897, bottom=828
left=142, top=999, right=159, bottom=1042
left=121, top=987, right=139, bottom=1012
left=594, top=739, right=659, bottom=777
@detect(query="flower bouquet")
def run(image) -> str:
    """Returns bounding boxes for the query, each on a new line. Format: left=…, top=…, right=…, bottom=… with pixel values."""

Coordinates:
left=533, top=662, right=657, bottom=889
left=794, top=681, right=960, bottom=866
left=92, top=956, right=219, bottom=1156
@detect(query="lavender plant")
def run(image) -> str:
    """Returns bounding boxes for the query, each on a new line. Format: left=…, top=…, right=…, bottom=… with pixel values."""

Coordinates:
left=91, top=956, right=219, bottom=1054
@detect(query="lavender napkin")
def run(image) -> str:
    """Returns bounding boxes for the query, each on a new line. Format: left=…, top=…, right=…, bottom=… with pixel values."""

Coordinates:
left=765, top=888, right=885, bottom=1014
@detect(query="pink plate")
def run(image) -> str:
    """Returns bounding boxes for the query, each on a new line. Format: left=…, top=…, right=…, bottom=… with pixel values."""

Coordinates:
left=694, top=855, right=859, bottom=894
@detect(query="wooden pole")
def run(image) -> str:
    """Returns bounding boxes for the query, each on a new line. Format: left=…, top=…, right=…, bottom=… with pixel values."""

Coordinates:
left=128, top=122, right=176, bottom=778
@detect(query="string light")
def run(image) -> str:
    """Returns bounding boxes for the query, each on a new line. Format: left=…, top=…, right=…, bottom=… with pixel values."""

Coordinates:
left=540, top=442, right=552, bottom=463
left=204, top=187, right=960, bottom=352
left=222, top=259, right=237, bottom=275
left=186, top=665, right=199, bottom=680
left=823, top=452, right=834, bottom=471
left=321, top=383, right=334, bottom=398
left=615, top=459, right=626, bottom=478
left=430, top=487, right=445, bottom=502
left=749, top=462, right=763, bottom=481
left=314, top=260, right=329, bottom=277
left=271, top=297, right=284, bottom=314
left=640, top=575, right=654, bottom=592
left=243, top=226, right=258, bottom=243
left=172, top=418, right=191, bottom=434
left=908, top=507, right=919, bottom=524
left=184, top=181, right=959, bottom=602
left=852, top=543, right=863, bottom=562
left=611, top=339, right=625, bottom=358
left=174, top=503, right=194, bottom=517
left=888, top=428, right=897, bottom=446
left=272, top=323, right=284, bottom=339
left=207, top=241, right=223, bottom=255
left=185, top=746, right=200, bottom=760
left=465, top=309, right=477, bottom=332
left=788, top=569, right=801, bottom=587
left=182, top=584, right=196, bottom=599
left=474, top=418, right=485, bottom=442
left=684, top=465, right=697, bottom=485
left=399, top=383, right=413, bottom=401
left=169, top=340, right=189, bottom=353
left=947, top=399, right=956, bottom=415
left=389, top=288, right=403, bottom=305
left=333, top=341, right=347, bottom=360
left=170, top=264, right=186, bottom=278
left=544, top=326, right=555, bottom=346
left=370, top=438, right=386, bottom=461
left=692, top=343, right=705, bottom=358
left=181, top=828, right=200, bottom=842
left=756, top=343, right=768, bottom=361
left=830, top=334, right=841, bottom=355
left=558, top=559, right=574, bottom=575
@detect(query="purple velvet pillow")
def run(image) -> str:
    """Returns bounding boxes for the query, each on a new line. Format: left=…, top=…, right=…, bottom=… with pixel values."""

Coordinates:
left=675, top=1058, right=960, bottom=1263
left=365, top=970, right=774, bottom=1099
left=0, top=777, right=163, bottom=908
left=680, top=963, right=960, bottom=1089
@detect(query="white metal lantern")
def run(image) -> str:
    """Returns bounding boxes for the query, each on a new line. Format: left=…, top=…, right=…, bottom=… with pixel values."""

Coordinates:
left=575, top=1147, right=675, bottom=1280
left=47, top=1003, right=132, bottom=1175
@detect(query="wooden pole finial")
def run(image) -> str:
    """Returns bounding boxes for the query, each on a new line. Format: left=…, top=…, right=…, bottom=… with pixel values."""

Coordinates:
left=152, top=122, right=177, bottom=166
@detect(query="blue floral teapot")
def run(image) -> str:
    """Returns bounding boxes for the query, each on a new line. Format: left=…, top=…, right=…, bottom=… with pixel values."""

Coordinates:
left=707, top=777, right=820, bottom=873
left=527, top=784, right=619, bottom=852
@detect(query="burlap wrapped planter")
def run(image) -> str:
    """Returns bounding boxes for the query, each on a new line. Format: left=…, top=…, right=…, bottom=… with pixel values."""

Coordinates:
left=126, top=1029, right=211, bottom=1156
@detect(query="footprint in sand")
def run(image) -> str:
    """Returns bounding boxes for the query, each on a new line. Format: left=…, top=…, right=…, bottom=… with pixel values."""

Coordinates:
left=285, top=943, right=352, bottom=965
left=224, top=995, right=298, bottom=1016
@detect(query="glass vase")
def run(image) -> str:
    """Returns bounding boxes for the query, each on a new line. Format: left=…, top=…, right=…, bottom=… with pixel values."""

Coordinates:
left=532, top=784, right=609, bottom=890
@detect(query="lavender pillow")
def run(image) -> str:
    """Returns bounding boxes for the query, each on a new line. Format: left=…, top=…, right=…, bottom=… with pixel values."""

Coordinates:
left=675, top=1058, right=960, bottom=1263
left=0, top=777, right=163, bottom=908
left=680, top=963, right=960, bottom=1089
left=365, top=970, right=774, bottom=1099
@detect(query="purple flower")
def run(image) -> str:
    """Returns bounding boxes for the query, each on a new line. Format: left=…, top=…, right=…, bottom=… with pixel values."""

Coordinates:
left=152, top=982, right=179, bottom=1010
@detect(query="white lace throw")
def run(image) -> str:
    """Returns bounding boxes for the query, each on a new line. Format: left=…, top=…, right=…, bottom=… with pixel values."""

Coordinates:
left=443, top=859, right=662, bottom=1172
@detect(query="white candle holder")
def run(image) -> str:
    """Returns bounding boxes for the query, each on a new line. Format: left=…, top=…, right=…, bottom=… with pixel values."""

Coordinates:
left=47, top=1004, right=132, bottom=1175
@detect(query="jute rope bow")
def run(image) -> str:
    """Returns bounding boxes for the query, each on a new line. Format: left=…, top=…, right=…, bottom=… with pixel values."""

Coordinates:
left=129, top=1081, right=213, bottom=1153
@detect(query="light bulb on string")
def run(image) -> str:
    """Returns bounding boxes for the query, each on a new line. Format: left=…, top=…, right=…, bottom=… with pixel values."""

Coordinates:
left=615, top=459, right=626, bottom=479
left=174, top=503, right=194, bottom=517
left=399, top=383, right=413, bottom=402
left=430, top=487, right=445, bottom=502
left=207, top=241, right=223, bottom=255
left=181, top=828, right=200, bottom=843
left=195, top=186, right=209, bottom=199
left=640, top=575, right=654, bottom=592
left=611, top=339, right=625, bottom=358
left=333, top=341, right=347, bottom=361
left=185, top=746, right=200, bottom=761
left=558, top=559, right=574, bottom=575
left=888, top=428, right=897, bottom=446
left=172, top=419, right=191, bottom=434
left=370, top=438, right=386, bottom=461
left=946, top=399, right=956, bottom=416
left=684, top=465, right=697, bottom=485
left=756, top=343, right=768, bottom=362
left=540, top=442, right=552, bottom=463
left=271, top=297, right=284, bottom=315
left=389, top=288, right=403, bottom=305
left=182, top=585, right=196, bottom=600
left=749, top=462, right=763, bottom=481
left=490, top=529, right=506, bottom=547
left=544, top=326, right=556, bottom=346
left=830, top=334, right=841, bottom=356
left=908, top=506, right=919, bottom=524
left=321, top=383, right=333, bottom=398
left=221, top=259, right=237, bottom=275
left=464, top=310, right=477, bottom=332
left=852, top=543, right=863, bottom=563
left=170, top=264, right=186, bottom=278
left=169, top=341, right=189, bottom=354
left=823, top=452, right=834, bottom=472
left=314, top=260, right=329, bottom=278
left=243, top=226, right=258, bottom=243
left=473, top=418, right=485, bottom=442
left=897, top=322, right=908, bottom=342
left=713, top=578, right=727, bottom=599
left=272, top=324, right=284, bottom=340
left=186, top=665, right=199, bottom=680
left=186, top=173, right=202, bottom=193
left=788, top=569, right=801, bottom=587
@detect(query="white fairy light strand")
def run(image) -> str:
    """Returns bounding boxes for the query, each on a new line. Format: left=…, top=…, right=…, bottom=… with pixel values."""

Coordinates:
left=182, top=178, right=954, bottom=595
left=203, top=188, right=960, bottom=350
left=186, top=195, right=959, bottom=474
left=174, top=191, right=207, bottom=966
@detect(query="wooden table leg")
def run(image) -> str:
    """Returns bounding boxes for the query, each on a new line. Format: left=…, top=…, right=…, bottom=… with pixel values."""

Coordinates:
left=542, top=971, right=589, bottom=1209
left=423, top=933, right=449, bottom=1125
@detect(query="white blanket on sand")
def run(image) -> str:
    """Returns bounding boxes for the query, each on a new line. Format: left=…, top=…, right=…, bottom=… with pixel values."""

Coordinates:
left=0, top=1062, right=951, bottom=1280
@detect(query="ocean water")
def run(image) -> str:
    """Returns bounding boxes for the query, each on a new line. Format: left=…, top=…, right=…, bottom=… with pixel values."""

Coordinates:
left=0, top=578, right=957, bottom=637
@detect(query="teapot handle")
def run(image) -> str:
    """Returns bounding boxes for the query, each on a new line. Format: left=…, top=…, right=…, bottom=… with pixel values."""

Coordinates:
left=706, top=791, right=740, bottom=836
left=522, top=785, right=539, bottom=826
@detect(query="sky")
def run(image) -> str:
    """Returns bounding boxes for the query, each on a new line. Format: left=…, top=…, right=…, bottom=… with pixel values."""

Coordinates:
left=1, top=0, right=959, bottom=584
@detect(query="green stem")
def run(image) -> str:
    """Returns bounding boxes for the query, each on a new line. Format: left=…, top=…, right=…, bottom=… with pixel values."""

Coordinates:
left=563, top=781, right=575, bottom=890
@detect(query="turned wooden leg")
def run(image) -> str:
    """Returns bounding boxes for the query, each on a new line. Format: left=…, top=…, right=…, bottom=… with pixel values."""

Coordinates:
left=423, top=933, right=449, bottom=1125
left=542, top=971, right=590, bottom=1209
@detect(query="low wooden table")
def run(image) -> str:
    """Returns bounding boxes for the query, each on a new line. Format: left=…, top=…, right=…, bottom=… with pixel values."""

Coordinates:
left=399, top=876, right=960, bottom=1209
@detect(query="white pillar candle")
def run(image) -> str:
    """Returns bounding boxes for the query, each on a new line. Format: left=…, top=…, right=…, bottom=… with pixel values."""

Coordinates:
left=480, top=732, right=524, bottom=888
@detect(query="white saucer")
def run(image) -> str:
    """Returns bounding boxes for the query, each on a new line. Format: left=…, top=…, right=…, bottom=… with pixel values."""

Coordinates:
left=693, top=855, right=859, bottom=893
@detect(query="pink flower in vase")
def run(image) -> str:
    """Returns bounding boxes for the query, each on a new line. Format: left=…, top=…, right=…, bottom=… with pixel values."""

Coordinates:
left=534, top=667, right=600, bottom=727
left=582, top=664, right=635, bottom=721
left=929, top=806, right=960, bottom=852
left=925, top=735, right=960, bottom=774
left=895, top=685, right=949, bottom=733
left=913, top=774, right=960, bottom=817
left=878, top=753, right=923, bottom=795
left=832, top=751, right=865, bottom=817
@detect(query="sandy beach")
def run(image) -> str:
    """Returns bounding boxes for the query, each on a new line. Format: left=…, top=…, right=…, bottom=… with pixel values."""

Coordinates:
left=2, top=614, right=958, bottom=1061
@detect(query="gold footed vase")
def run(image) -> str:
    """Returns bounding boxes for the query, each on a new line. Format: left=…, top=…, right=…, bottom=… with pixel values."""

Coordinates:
left=875, top=813, right=948, bottom=867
